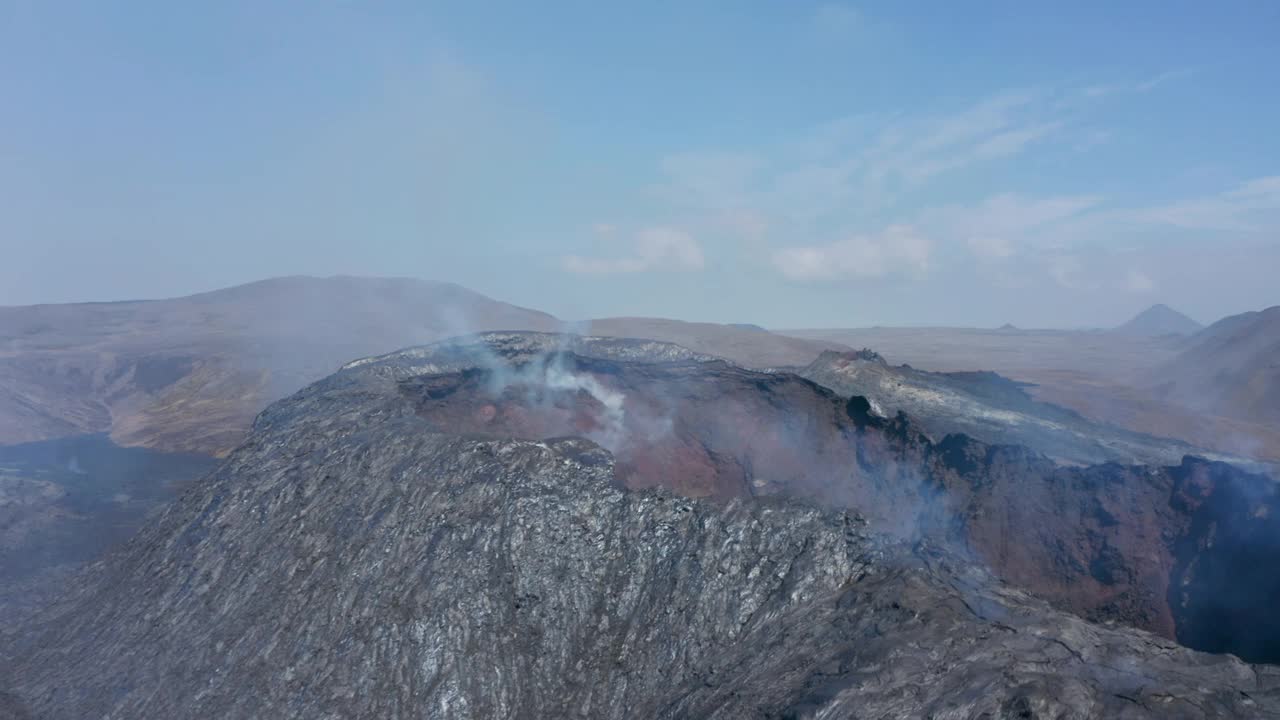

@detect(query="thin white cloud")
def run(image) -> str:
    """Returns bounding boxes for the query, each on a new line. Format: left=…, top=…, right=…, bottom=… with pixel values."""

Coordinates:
left=562, top=227, right=705, bottom=274
left=1128, top=175, right=1280, bottom=231
left=1047, top=254, right=1084, bottom=289
left=901, top=91, right=1039, bottom=156
left=659, top=151, right=762, bottom=209
left=1125, top=269, right=1155, bottom=292
left=1078, top=69, right=1194, bottom=100
left=773, top=225, right=930, bottom=281
left=1081, top=84, right=1123, bottom=98
left=717, top=208, right=770, bottom=241
left=1136, top=68, right=1196, bottom=92
left=967, top=236, right=1015, bottom=260
left=947, top=193, right=1100, bottom=233
left=971, top=121, right=1062, bottom=159
left=870, top=91, right=1058, bottom=185
left=1073, top=128, right=1113, bottom=152
left=925, top=193, right=1102, bottom=260
left=640, top=84, right=1272, bottom=297
left=812, top=3, right=861, bottom=33
left=655, top=89, right=1070, bottom=236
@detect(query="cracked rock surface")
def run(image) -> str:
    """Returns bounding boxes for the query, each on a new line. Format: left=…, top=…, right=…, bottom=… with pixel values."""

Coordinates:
left=3, top=333, right=1277, bottom=719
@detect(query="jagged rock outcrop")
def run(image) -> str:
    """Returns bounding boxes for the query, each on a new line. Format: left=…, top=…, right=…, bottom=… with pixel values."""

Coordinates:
left=4, top=333, right=1278, bottom=719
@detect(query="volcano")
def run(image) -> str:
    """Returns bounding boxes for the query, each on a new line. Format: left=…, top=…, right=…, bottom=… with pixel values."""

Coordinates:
left=5, top=332, right=1278, bottom=719
left=391, top=335, right=1280, bottom=658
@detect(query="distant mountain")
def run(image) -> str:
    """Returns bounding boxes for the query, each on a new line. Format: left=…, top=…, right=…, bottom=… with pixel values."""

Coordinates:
left=1116, top=304, right=1203, bottom=336
left=0, top=275, right=560, bottom=456
left=1150, top=305, right=1280, bottom=427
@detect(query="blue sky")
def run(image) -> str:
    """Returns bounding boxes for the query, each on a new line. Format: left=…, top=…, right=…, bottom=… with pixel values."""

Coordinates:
left=2, top=1, right=1278, bottom=327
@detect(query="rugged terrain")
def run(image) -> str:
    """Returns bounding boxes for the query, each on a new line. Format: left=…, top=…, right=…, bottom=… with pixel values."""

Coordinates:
left=785, top=322, right=1280, bottom=463
left=797, top=349, right=1250, bottom=468
left=782, top=325, right=1183, bottom=378
left=5, top=332, right=1278, bottom=719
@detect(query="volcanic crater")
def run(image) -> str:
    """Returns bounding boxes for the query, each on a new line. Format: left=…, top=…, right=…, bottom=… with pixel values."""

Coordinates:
left=404, top=355, right=865, bottom=502
left=395, top=335, right=1280, bottom=665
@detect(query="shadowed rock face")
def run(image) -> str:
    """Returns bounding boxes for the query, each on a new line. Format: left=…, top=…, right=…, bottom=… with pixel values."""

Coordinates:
left=1167, top=459, right=1280, bottom=661
left=4, top=333, right=1279, bottom=719
left=928, top=443, right=1280, bottom=657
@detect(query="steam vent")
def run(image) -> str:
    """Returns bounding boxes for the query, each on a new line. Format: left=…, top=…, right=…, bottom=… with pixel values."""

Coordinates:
left=5, top=333, right=1279, bottom=719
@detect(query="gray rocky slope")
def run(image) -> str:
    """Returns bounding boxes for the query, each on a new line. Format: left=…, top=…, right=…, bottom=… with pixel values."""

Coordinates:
left=4, top=334, right=1277, bottom=719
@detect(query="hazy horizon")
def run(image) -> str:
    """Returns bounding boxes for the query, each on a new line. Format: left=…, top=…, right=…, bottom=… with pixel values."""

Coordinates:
left=3, top=2, right=1278, bottom=327
left=0, top=271, right=1240, bottom=332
